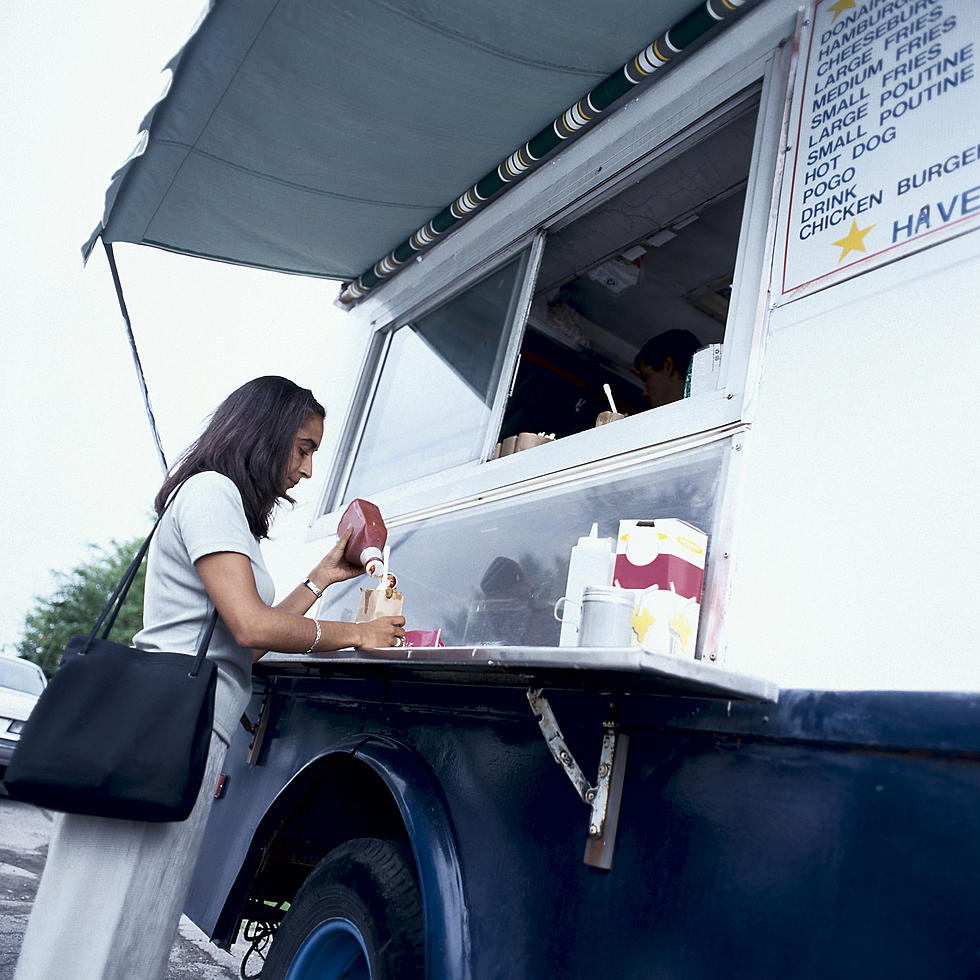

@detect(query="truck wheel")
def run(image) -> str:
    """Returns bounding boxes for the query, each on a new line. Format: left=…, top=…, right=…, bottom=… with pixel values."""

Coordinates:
left=260, top=837, right=424, bottom=980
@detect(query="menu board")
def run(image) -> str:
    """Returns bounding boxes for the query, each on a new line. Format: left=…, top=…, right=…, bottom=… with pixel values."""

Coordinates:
left=780, top=0, right=980, bottom=296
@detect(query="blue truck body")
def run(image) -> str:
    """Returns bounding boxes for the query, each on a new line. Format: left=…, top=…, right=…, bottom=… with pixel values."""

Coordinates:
left=187, top=661, right=980, bottom=978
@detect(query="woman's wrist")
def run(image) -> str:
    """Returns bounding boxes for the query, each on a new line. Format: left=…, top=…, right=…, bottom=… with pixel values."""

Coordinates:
left=299, top=618, right=365, bottom=652
left=305, top=618, right=322, bottom=654
left=307, top=566, right=341, bottom=590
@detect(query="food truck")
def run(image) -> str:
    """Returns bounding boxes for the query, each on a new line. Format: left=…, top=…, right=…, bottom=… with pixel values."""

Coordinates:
left=86, top=0, right=980, bottom=976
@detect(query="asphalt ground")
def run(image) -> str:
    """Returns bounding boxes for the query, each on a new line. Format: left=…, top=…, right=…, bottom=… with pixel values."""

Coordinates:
left=0, top=787, right=252, bottom=979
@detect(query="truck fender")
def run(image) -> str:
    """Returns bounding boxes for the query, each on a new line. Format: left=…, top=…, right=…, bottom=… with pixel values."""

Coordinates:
left=352, top=734, right=472, bottom=980
left=219, top=733, right=472, bottom=980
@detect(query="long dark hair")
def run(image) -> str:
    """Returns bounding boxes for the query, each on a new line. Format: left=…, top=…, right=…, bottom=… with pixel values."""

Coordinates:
left=154, top=376, right=325, bottom=538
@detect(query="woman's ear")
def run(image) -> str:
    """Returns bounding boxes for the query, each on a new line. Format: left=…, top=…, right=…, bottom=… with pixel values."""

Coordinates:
left=662, top=355, right=678, bottom=378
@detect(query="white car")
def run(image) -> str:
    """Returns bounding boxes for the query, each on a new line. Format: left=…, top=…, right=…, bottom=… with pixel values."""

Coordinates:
left=0, top=655, right=47, bottom=779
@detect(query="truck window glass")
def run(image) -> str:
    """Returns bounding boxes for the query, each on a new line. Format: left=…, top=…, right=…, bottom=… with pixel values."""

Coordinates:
left=321, top=439, right=725, bottom=653
left=343, top=254, right=527, bottom=499
left=497, top=93, right=760, bottom=447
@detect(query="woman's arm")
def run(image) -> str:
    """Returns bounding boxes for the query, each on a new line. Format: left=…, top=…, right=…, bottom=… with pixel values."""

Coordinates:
left=194, top=550, right=404, bottom=661
left=274, top=527, right=364, bottom=616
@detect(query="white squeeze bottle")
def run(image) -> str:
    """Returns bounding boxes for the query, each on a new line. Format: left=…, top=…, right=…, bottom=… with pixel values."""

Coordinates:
left=559, top=523, right=615, bottom=646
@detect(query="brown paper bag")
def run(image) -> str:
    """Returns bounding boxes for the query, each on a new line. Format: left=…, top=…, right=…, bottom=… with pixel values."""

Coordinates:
left=356, top=583, right=404, bottom=622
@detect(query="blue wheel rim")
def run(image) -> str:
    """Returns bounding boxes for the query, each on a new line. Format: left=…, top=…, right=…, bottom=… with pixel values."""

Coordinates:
left=283, top=917, right=372, bottom=980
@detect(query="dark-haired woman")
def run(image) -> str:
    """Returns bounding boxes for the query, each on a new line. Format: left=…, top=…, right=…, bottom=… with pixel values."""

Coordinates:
left=15, top=376, right=404, bottom=980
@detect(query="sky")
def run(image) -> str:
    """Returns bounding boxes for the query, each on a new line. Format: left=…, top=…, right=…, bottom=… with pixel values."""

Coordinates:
left=0, top=2, right=365, bottom=653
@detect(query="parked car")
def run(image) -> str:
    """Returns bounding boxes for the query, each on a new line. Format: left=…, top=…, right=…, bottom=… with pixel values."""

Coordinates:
left=0, top=656, right=46, bottom=780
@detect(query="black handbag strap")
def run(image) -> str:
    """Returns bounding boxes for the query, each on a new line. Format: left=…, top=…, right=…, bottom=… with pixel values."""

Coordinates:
left=83, top=478, right=219, bottom=676
left=92, top=513, right=167, bottom=641
left=191, top=607, right=220, bottom=678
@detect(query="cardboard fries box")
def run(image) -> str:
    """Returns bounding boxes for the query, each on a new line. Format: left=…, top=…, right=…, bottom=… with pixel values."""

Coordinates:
left=612, top=519, right=707, bottom=658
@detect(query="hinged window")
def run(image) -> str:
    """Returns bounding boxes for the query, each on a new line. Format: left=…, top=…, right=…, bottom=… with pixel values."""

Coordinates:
left=331, top=249, right=534, bottom=504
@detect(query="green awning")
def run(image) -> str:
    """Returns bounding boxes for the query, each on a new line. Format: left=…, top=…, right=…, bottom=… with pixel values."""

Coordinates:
left=85, top=0, right=753, bottom=297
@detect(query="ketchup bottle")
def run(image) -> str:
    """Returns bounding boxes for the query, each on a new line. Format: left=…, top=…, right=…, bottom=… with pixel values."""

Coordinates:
left=337, top=499, right=388, bottom=577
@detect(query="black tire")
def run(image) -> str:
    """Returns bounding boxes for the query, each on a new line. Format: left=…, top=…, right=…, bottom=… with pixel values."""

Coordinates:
left=260, top=837, right=424, bottom=980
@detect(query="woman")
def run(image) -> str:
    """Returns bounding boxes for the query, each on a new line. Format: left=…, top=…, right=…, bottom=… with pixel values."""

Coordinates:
left=15, top=376, right=404, bottom=980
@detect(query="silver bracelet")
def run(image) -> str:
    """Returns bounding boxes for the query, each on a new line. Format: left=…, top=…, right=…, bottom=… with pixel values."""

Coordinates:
left=303, top=578, right=323, bottom=599
left=305, top=618, right=321, bottom=654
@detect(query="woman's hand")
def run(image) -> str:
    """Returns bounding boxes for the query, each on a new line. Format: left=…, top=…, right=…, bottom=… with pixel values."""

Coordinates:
left=308, top=527, right=364, bottom=588
left=356, top=615, right=406, bottom=649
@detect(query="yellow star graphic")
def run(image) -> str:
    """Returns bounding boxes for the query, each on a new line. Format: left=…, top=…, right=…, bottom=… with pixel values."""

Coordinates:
left=669, top=612, right=694, bottom=654
left=828, top=0, right=856, bottom=21
left=632, top=608, right=657, bottom=644
left=832, top=220, right=874, bottom=263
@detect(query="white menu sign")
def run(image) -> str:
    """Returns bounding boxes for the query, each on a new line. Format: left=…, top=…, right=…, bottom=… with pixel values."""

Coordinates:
left=780, top=0, right=980, bottom=297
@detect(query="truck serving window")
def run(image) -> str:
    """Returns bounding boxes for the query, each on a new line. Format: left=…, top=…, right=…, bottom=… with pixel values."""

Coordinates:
left=326, top=84, right=769, bottom=518
left=498, top=92, right=760, bottom=448
left=341, top=253, right=529, bottom=500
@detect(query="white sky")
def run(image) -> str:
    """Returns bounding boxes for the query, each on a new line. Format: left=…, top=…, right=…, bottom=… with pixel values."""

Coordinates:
left=0, top=2, right=365, bottom=653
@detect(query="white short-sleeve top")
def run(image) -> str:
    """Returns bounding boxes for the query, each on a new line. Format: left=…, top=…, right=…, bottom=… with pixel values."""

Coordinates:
left=133, top=471, right=275, bottom=742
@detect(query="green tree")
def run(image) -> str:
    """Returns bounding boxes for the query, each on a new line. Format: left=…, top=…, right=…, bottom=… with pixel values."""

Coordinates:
left=17, top=538, right=147, bottom=677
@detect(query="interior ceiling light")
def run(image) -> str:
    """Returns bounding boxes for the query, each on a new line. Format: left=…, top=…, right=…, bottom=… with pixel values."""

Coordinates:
left=645, top=228, right=677, bottom=247
left=672, top=213, right=700, bottom=229
left=587, top=255, right=642, bottom=294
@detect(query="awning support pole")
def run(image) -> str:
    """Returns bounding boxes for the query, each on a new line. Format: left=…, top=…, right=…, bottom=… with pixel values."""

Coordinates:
left=102, top=239, right=169, bottom=476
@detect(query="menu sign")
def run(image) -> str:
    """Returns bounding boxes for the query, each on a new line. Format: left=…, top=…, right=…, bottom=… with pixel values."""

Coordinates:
left=780, top=0, right=980, bottom=297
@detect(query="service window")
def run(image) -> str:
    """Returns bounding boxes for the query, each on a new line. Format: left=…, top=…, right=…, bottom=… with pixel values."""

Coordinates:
left=333, top=88, right=761, bottom=505
left=497, top=90, right=760, bottom=449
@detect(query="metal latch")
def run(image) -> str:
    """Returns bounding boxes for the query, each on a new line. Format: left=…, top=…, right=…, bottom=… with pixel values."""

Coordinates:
left=527, top=688, right=630, bottom=870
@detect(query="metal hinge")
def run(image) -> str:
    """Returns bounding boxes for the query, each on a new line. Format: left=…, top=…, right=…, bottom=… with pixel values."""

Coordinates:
left=240, top=687, right=273, bottom=766
left=527, top=688, right=630, bottom=870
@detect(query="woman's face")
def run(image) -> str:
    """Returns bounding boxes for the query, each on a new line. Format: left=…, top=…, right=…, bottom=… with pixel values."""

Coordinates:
left=283, top=414, right=324, bottom=492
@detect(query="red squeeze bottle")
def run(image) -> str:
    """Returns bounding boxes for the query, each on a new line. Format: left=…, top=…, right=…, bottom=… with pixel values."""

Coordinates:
left=337, top=499, right=388, bottom=577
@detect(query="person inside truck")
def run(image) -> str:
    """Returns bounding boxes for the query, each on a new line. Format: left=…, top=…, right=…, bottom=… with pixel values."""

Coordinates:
left=633, top=328, right=702, bottom=409
left=15, top=376, right=405, bottom=980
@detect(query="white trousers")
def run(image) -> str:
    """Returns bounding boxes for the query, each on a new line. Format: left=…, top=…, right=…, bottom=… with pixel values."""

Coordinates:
left=14, top=728, right=229, bottom=980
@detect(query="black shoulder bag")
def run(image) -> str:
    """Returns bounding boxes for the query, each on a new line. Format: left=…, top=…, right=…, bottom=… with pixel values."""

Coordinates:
left=4, top=487, right=219, bottom=822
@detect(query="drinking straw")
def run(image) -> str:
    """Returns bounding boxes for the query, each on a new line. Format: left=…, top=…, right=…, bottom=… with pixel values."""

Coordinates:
left=603, top=383, right=618, bottom=414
